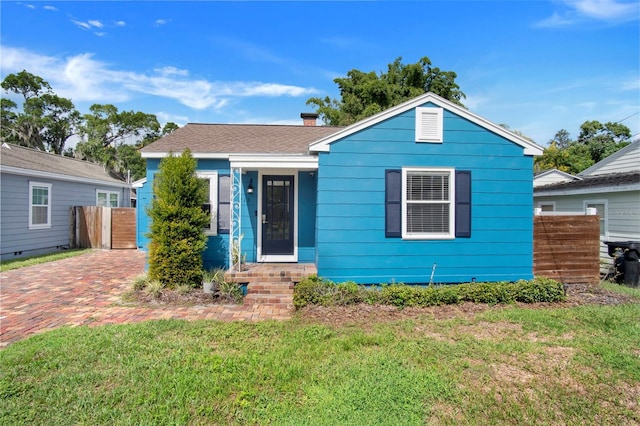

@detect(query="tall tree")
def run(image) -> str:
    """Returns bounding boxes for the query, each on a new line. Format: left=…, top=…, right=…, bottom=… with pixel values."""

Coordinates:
left=307, top=56, right=466, bottom=126
left=75, top=103, right=161, bottom=180
left=1, top=70, right=79, bottom=154
left=576, top=120, right=631, bottom=163
left=535, top=122, right=631, bottom=174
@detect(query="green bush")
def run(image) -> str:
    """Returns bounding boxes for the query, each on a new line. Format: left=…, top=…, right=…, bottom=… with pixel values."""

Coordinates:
left=294, top=276, right=566, bottom=309
left=293, top=275, right=336, bottom=309
left=146, top=149, right=210, bottom=289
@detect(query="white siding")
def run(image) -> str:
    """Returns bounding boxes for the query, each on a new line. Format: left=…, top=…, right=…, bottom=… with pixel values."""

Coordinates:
left=581, top=142, right=640, bottom=176
left=534, top=170, right=578, bottom=187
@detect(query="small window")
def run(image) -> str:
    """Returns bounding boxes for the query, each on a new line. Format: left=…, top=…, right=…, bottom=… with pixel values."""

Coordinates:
left=198, top=171, right=218, bottom=236
left=218, top=175, right=230, bottom=233
left=402, top=168, right=454, bottom=239
left=585, top=200, right=607, bottom=237
left=415, top=107, right=443, bottom=143
left=96, top=190, right=119, bottom=207
left=29, top=182, right=51, bottom=229
left=538, top=202, right=555, bottom=212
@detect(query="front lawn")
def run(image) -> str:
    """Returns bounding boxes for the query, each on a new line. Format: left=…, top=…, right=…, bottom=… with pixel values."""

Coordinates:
left=0, top=249, right=90, bottom=272
left=1, top=285, right=639, bottom=425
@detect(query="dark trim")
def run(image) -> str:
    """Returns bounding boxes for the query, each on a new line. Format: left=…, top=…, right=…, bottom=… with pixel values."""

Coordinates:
left=455, top=170, right=471, bottom=238
left=385, top=169, right=402, bottom=238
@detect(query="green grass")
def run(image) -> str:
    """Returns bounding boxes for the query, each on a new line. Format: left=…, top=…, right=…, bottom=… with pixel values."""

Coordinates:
left=1, top=289, right=638, bottom=425
left=0, top=249, right=90, bottom=272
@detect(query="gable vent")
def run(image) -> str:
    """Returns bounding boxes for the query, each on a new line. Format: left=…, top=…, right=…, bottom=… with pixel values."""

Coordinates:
left=415, top=107, right=443, bottom=143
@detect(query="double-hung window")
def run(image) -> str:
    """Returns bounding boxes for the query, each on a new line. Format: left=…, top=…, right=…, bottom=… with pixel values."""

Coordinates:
left=386, top=168, right=471, bottom=239
left=402, top=168, right=455, bottom=239
left=97, top=190, right=119, bottom=207
left=197, top=172, right=231, bottom=235
left=29, top=182, right=52, bottom=229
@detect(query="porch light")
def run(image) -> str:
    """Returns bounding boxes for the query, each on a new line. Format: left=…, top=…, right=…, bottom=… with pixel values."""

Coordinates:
left=247, top=178, right=254, bottom=194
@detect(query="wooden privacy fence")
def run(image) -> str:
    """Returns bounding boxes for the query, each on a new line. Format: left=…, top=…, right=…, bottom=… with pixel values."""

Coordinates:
left=533, top=214, right=600, bottom=284
left=71, top=206, right=136, bottom=249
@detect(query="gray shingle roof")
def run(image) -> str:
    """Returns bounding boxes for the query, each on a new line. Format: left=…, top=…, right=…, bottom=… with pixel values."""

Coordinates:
left=0, top=143, right=127, bottom=184
left=140, top=123, right=345, bottom=155
left=534, top=171, right=640, bottom=193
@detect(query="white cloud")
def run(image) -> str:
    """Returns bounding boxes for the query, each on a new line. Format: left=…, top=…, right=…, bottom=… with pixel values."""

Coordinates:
left=72, top=20, right=92, bottom=30
left=0, top=46, right=318, bottom=111
left=155, top=112, right=189, bottom=127
left=155, top=19, right=168, bottom=26
left=25, top=4, right=35, bottom=9
left=534, top=12, right=576, bottom=28
left=115, top=20, right=126, bottom=27
left=88, top=20, right=104, bottom=28
left=572, top=0, right=639, bottom=19
left=534, top=0, right=639, bottom=27
left=155, top=66, right=189, bottom=77
left=44, top=6, right=57, bottom=11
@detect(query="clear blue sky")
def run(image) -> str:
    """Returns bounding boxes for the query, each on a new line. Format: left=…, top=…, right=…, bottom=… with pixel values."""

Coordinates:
left=2, top=1, right=639, bottom=147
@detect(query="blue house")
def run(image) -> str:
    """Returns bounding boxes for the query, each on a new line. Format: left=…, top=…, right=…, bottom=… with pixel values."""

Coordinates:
left=139, top=93, right=543, bottom=284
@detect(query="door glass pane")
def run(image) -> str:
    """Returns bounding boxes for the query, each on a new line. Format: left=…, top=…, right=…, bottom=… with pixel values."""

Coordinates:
left=266, top=179, right=290, bottom=240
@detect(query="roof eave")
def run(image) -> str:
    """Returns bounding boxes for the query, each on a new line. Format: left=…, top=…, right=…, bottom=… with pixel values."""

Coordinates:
left=535, top=183, right=640, bottom=196
left=1, top=165, right=130, bottom=187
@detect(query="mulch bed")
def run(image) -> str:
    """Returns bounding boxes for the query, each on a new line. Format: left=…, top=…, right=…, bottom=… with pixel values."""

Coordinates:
left=127, top=283, right=637, bottom=324
left=128, top=289, right=240, bottom=307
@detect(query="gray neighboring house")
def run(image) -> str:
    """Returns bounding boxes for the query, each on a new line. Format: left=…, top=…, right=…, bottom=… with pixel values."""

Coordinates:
left=0, top=143, right=131, bottom=261
left=534, top=140, right=640, bottom=267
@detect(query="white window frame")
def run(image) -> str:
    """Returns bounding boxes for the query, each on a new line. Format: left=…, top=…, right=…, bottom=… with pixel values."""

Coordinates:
left=197, top=171, right=218, bottom=236
left=29, top=181, right=52, bottom=230
left=402, top=167, right=455, bottom=240
left=96, top=190, right=120, bottom=207
left=537, top=201, right=555, bottom=212
left=584, top=199, right=608, bottom=237
left=415, top=107, right=443, bottom=143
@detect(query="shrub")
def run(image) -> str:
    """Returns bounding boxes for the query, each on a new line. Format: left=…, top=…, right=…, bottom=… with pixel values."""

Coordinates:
left=131, top=274, right=149, bottom=291
left=515, top=277, right=566, bottom=303
left=176, top=284, right=193, bottom=295
left=294, top=277, right=566, bottom=309
left=293, top=275, right=336, bottom=309
left=217, top=281, right=243, bottom=304
left=146, top=149, right=209, bottom=289
left=144, top=280, right=164, bottom=299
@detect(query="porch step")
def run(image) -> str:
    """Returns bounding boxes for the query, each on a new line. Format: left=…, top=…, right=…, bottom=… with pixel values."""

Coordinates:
left=247, top=282, right=295, bottom=294
left=224, top=264, right=315, bottom=309
left=243, top=281, right=294, bottom=307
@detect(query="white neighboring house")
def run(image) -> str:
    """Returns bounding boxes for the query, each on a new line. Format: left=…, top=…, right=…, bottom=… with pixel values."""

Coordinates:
left=534, top=140, right=640, bottom=269
left=534, top=169, right=581, bottom=189
left=0, top=143, right=131, bottom=260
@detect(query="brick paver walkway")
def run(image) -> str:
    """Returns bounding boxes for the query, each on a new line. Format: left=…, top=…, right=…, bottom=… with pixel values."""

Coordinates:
left=0, top=250, right=294, bottom=348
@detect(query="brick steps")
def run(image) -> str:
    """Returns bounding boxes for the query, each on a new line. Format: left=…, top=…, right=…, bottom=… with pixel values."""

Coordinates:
left=225, top=263, right=315, bottom=309
left=243, top=281, right=294, bottom=307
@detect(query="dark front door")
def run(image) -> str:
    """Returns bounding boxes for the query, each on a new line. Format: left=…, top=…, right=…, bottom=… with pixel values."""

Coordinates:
left=262, top=175, right=294, bottom=256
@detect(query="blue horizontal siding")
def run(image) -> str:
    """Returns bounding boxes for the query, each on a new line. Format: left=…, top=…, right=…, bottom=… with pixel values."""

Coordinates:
left=315, top=101, right=535, bottom=284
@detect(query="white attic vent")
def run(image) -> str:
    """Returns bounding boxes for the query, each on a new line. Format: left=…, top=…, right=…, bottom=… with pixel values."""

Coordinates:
left=415, top=107, right=443, bottom=143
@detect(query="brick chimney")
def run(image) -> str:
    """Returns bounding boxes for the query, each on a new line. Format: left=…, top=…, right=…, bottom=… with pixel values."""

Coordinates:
left=301, top=112, right=318, bottom=127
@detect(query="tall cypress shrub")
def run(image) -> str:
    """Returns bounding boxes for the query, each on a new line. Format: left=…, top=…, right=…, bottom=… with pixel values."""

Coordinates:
left=147, top=149, right=209, bottom=288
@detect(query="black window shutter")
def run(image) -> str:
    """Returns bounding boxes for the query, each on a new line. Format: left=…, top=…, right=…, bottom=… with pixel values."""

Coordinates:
left=385, top=169, right=402, bottom=238
left=455, top=170, right=472, bottom=238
